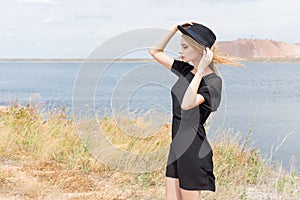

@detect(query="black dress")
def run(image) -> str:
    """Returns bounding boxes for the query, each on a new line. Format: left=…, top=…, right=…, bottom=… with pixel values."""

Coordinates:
left=165, top=60, right=222, bottom=191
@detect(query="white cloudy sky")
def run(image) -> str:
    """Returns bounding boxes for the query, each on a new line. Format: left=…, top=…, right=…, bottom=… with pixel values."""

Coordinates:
left=0, top=0, right=299, bottom=58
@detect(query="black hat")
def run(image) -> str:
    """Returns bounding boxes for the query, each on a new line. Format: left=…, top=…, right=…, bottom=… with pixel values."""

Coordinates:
left=177, top=23, right=216, bottom=48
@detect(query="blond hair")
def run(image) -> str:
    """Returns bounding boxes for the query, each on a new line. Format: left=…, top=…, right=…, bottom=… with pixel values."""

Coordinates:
left=182, top=34, right=243, bottom=74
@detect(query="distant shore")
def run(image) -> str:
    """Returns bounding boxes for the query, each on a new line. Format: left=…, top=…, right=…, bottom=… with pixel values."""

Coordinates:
left=0, top=58, right=154, bottom=63
left=1, top=57, right=300, bottom=63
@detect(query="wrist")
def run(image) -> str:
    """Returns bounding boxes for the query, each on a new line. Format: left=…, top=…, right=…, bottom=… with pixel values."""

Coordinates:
left=196, top=70, right=204, bottom=76
left=172, top=25, right=178, bottom=32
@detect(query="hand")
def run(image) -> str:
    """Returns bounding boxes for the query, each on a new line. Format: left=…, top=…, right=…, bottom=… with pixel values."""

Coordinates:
left=178, top=21, right=194, bottom=29
left=174, top=21, right=194, bottom=31
left=178, top=21, right=194, bottom=27
left=197, top=47, right=213, bottom=74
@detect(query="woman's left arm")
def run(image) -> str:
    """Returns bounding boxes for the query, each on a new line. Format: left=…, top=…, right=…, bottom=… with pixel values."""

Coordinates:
left=181, top=48, right=213, bottom=110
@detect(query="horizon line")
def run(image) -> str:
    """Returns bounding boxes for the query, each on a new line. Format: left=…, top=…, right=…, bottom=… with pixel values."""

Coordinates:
left=1, top=57, right=300, bottom=63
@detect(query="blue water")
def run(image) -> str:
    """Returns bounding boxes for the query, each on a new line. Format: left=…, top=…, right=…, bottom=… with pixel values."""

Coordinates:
left=0, top=61, right=299, bottom=172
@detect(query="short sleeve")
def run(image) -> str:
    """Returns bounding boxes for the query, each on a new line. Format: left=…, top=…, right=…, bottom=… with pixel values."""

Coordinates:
left=171, top=60, right=194, bottom=77
left=198, top=75, right=222, bottom=112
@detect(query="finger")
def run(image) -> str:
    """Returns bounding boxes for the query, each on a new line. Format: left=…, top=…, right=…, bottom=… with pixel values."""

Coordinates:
left=203, top=49, right=206, bottom=57
left=209, top=50, right=214, bottom=59
left=202, top=50, right=207, bottom=60
left=206, top=48, right=213, bottom=59
left=206, top=47, right=210, bottom=55
left=206, top=49, right=211, bottom=59
left=180, top=22, right=192, bottom=27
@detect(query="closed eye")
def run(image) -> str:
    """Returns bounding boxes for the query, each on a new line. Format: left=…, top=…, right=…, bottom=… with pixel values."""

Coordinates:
left=181, top=45, right=188, bottom=49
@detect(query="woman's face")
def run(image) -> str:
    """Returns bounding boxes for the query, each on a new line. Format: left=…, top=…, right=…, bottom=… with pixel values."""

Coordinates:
left=179, top=36, right=202, bottom=63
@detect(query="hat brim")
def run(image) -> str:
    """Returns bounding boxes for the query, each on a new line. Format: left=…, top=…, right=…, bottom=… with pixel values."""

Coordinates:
left=177, top=25, right=210, bottom=48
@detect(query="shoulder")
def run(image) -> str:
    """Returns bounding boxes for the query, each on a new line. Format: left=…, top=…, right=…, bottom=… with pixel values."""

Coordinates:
left=202, top=73, right=222, bottom=91
left=172, top=59, right=194, bottom=70
left=171, top=60, right=194, bottom=76
left=203, top=73, right=222, bottom=85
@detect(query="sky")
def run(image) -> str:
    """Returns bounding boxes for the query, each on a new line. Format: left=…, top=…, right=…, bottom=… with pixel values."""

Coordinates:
left=0, top=0, right=299, bottom=58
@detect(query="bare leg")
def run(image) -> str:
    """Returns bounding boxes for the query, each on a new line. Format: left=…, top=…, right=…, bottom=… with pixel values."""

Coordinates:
left=166, top=177, right=182, bottom=200
left=180, top=188, right=201, bottom=200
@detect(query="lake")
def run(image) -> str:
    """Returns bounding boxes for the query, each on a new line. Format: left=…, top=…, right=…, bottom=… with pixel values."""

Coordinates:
left=0, top=61, right=299, bottom=172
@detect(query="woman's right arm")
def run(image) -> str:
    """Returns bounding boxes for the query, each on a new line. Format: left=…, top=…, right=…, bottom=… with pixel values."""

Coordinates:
left=148, top=25, right=178, bottom=70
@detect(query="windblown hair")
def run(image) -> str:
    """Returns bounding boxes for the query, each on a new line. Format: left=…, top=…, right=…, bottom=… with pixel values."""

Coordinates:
left=182, top=34, right=243, bottom=74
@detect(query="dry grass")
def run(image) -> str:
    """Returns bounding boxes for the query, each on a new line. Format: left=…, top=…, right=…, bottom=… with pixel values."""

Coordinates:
left=0, top=102, right=299, bottom=199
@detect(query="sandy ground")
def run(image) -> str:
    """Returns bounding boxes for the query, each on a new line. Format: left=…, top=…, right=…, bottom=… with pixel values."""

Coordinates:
left=0, top=158, right=162, bottom=200
left=1, top=158, right=300, bottom=200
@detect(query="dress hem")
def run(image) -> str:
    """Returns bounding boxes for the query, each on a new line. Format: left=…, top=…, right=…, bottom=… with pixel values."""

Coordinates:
left=165, top=175, right=216, bottom=192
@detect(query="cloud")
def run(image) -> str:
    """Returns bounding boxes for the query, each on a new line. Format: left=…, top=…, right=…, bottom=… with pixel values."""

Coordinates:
left=17, top=0, right=60, bottom=6
left=63, top=48, right=73, bottom=52
left=74, top=14, right=112, bottom=20
left=3, top=32, right=14, bottom=38
left=42, top=17, right=65, bottom=24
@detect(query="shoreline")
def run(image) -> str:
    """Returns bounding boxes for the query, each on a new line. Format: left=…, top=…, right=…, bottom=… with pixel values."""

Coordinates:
left=1, top=57, right=300, bottom=63
left=0, top=58, right=155, bottom=63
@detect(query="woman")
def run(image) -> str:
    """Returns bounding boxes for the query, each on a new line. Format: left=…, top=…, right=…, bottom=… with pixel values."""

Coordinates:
left=149, top=22, right=241, bottom=200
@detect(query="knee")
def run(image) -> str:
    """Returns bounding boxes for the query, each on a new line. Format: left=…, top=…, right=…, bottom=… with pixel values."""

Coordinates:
left=166, top=194, right=180, bottom=200
left=166, top=189, right=181, bottom=200
left=180, top=189, right=201, bottom=200
left=166, top=186, right=181, bottom=200
left=166, top=177, right=181, bottom=200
